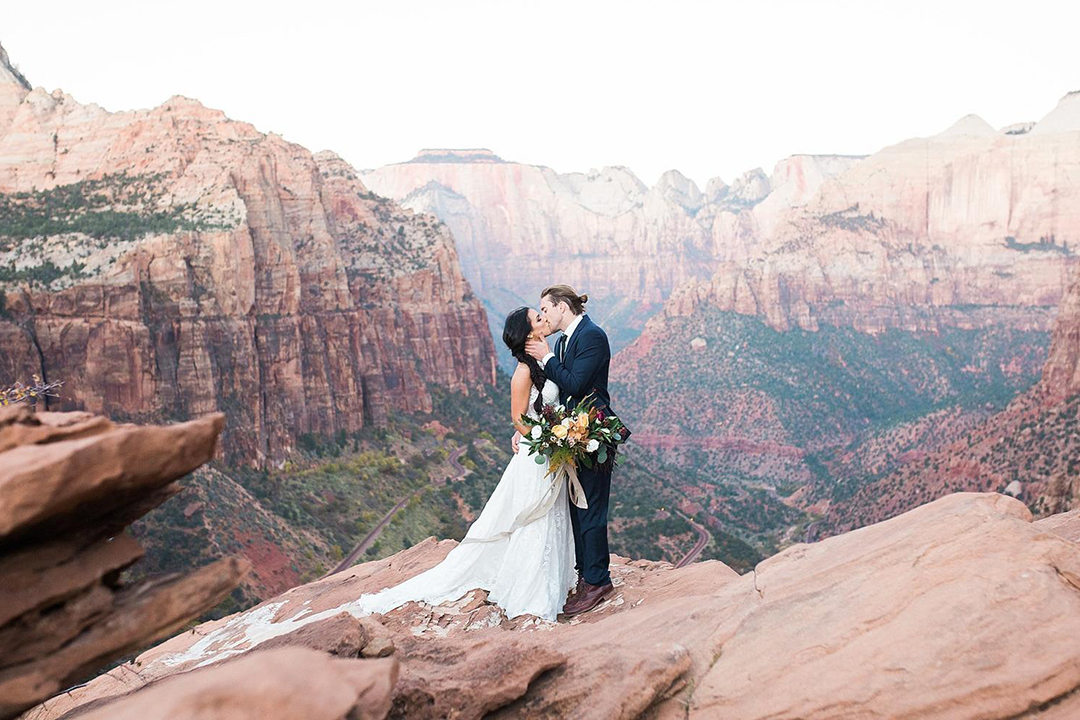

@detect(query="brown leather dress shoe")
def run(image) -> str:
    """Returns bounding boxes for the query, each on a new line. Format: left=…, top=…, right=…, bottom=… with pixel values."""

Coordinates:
left=563, top=576, right=585, bottom=608
left=562, top=581, right=613, bottom=617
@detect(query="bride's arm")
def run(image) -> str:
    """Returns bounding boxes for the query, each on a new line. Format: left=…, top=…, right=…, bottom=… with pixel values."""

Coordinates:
left=510, top=364, right=533, bottom=438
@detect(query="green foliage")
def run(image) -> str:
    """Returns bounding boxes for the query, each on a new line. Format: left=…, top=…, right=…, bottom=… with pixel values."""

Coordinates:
left=611, top=306, right=1050, bottom=556
left=1005, top=235, right=1073, bottom=255
left=0, top=259, right=86, bottom=285
left=818, top=203, right=886, bottom=233
left=0, top=172, right=233, bottom=246
left=615, top=308, right=1047, bottom=449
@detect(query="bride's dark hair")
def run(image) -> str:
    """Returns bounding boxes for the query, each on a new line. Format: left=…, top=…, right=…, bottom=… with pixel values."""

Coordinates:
left=502, top=307, right=545, bottom=415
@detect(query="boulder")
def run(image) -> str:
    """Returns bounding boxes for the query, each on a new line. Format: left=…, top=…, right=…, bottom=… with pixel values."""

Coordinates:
left=0, top=409, right=248, bottom=720
left=77, top=648, right=397, bottom=720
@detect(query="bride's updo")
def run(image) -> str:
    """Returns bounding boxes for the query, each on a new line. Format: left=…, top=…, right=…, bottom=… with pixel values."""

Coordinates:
left=502, top=307, right=546, bottom=415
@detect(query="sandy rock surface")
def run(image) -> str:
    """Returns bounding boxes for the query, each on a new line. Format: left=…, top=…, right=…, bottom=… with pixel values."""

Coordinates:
left=27, top=492, right=1080, bottom=720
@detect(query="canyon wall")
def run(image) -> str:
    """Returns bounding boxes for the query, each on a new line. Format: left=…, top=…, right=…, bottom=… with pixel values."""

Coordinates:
left=662, top=98, right=1080, bottom=334
left=360, top=149, right=861, bottom=357
left=0, top=46, right=497, bottom=467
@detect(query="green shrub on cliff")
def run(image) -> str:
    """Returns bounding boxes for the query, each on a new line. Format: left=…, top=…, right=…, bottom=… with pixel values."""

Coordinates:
left=0, top=172, right=234, bottom=246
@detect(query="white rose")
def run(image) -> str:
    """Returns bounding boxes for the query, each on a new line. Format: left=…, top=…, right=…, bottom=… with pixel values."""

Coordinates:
left=561, top=418, right=572, bottom=428
left=586, top=439, right=600, bottom=453
left=530, top=425, right=542, bottom=439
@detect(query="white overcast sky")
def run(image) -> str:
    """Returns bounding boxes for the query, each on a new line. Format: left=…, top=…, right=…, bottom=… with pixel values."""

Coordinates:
left=4, top=1, right=1079, bottom=187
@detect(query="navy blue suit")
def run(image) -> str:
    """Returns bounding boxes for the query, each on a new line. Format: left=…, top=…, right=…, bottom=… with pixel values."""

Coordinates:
left=543, top=314, right=623, bottom=586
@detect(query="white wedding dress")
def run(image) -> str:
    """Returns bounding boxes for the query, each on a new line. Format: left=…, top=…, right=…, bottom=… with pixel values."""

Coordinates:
left=347, top=378, right=578, bottom=622
left=157, top=380, right=579, bottom=669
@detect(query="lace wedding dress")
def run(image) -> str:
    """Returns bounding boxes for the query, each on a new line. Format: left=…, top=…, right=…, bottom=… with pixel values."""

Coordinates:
left=346, top=378, right=577, bottom=622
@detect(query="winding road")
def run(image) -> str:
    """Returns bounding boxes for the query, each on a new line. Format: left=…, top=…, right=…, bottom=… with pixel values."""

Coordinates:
left=325, top=446, right=470, bottom=577
left=674, top=511, right=710, bottom=568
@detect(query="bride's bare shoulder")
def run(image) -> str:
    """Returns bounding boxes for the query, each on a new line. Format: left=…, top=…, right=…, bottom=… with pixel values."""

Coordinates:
left=511, top=362, right=531, bottom=384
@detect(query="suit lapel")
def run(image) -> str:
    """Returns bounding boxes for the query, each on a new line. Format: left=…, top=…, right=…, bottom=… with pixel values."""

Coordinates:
left=564, top=314, right=590, bottom=362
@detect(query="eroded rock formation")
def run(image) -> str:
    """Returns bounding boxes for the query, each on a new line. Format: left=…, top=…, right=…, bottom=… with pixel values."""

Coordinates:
left=0, top=406, right=246, bottom=719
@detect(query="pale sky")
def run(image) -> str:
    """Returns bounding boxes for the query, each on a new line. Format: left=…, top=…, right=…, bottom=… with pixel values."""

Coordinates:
left=4, top=1, right=1079, bottom=187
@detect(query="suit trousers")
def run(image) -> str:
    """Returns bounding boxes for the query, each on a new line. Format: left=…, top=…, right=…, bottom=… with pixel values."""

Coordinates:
left=570, top=462, right=613, bottom=586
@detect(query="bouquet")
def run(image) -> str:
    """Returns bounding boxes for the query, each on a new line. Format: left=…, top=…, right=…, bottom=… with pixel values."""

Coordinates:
left=519, top=395, right=629, bottom=509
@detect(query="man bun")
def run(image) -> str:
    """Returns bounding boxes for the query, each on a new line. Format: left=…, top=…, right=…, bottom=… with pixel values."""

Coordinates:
left=541, top=284, right=588, bottom=315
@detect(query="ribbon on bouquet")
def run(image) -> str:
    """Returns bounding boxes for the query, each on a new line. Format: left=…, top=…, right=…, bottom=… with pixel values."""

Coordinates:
left=459, top=462, right=588, bottom=546
left=561, top=463, right=589, bottom=511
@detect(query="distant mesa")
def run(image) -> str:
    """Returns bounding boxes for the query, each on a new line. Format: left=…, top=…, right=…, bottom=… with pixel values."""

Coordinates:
left=406, top=148, right=506, bottom=164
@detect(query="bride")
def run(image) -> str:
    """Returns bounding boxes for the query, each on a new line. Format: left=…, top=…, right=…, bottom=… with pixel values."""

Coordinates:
left=346, top=307, right=578, bottom=622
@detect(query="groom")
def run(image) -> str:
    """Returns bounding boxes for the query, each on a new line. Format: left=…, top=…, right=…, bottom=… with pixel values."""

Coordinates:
left=525, top=284, right=627, bottom=617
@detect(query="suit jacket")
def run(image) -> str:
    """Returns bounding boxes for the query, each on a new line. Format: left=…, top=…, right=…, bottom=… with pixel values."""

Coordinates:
left=543, top=314, right=630, bottom=440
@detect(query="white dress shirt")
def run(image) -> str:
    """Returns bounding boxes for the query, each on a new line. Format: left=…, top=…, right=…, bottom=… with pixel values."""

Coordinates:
left=541, top=314, right=583, bottom=367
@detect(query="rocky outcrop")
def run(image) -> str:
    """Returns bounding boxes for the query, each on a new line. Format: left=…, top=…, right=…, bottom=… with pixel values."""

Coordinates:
left=0, top=45, right=496, bottom=467
left=29, top=492, right=1080, bottom=720
left=77, top=649, right=398, bottom=720
left=1037, top=508, right=1080, bottom=543
left=0, top=406, right=249, bottom=720
left=1039, top=276, right=1080, bottom=403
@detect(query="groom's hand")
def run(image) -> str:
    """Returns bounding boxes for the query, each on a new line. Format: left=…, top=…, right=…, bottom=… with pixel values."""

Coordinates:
left=525, top=337, right=550, bottom=361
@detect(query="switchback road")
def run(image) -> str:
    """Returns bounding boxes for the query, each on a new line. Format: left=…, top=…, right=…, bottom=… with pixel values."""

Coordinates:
left=674, top=511, right=710, bottom=568
left=325, top=446, right=470, bottom=576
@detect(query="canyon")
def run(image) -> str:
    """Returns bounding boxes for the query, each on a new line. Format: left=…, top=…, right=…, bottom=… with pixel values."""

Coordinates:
left=2, top=34, right=1078, bottom=613
left=362, top=96, right=1079, bottom=554
left=3, top=32, right=1080, bottom=720
left=806, top=275, right=1080, bottom=537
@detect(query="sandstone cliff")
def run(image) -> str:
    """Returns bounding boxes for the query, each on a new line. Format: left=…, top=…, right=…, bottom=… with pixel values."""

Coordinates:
left=364, top=95, right=1078, bottom=355
left=360, top=150, right=861, bottom=360
left=0, top=46, right=496, bottom=467
left=660, top=96, right=1080, bottom=334
left=1039, top=272, right=1080, bottom=402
